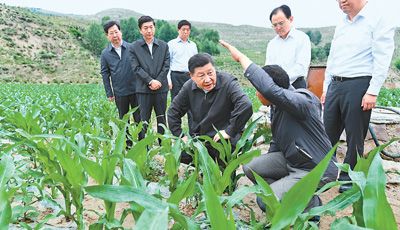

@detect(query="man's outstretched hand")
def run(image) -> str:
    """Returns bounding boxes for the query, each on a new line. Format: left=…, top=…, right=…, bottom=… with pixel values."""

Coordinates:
left=219, top=40, right=241, bottom=62
left=219, top=40, right=252, bottom=70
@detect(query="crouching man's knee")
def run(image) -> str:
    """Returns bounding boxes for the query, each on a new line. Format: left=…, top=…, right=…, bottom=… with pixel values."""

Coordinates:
left=242, top=164, right=256, bottom=183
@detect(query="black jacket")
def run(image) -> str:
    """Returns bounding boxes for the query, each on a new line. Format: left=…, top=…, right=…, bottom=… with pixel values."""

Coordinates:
left=244, top=63, right=338, bottom=179
left=129, top=38, right=170, bottom=94
left=100, top=41, right=136, bottom=97
left=168, top=72, right=253, bottom=144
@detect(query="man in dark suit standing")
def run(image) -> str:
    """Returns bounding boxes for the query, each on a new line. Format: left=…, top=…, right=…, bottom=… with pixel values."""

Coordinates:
left=100, top=20, right=142, bottom=143
left=130, top=16, right=170, bottom=136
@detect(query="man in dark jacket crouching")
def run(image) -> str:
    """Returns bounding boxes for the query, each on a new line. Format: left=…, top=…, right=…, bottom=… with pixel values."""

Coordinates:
left=167, top=53, right=253, bottom=166
left=220, top=40, right=338, bottom=212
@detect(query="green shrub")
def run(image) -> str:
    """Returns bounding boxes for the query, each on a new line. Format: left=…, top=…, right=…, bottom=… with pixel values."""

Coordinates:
left=38, top=50, right=57, bottom=59
left=82, top=23, right=108, bottom=56
left=394, top=58, right=400, bottom=71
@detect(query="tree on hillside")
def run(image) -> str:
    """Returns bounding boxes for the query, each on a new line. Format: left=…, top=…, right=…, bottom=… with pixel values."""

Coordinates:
left=83, top=23, right=108, bottom=56
left=156, top=20, right=177, bottom=42
left=324, top=42, right=331, bottom=57
left=306, top=30, right=322, bottom=46
left=197, top=39, right=220, bottom=55
left=200, top=29, right=220, bottom=43
left=101, top=16, right=111, bottom=26
left=121, top=17, right=140, bottom=42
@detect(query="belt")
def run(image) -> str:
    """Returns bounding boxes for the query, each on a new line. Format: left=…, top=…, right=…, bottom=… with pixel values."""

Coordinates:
left=171, top=71, right=189, bottom=74
left=331, top=75, right=371, bottom=82
left=294, top=76, right=304, bottom=81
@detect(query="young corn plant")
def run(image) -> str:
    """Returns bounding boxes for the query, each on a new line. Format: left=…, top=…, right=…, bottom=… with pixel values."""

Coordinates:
left=299, top=138, right=399, bottom=229
left=196, top=118, right=262, bottom=195
left=5, top=129, right=87, bottom=228
left=0, top=154, right=15, bottom=229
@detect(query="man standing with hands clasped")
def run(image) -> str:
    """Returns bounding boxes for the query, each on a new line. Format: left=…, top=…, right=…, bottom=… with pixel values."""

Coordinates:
left=130, top=16, right=170, bottom=137
left=321, top=0, right=395, bottom=192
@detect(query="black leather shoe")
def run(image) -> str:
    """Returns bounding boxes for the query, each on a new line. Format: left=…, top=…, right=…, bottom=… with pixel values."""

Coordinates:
left=339, top=184, right=352, bottom=193
left=256, top=196, right=266, bottom=212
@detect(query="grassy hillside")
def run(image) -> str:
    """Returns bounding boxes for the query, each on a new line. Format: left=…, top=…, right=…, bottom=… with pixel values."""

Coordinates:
left=0, top=4, right=98, bottom=83
left=0, top=4, right=399, bottom=85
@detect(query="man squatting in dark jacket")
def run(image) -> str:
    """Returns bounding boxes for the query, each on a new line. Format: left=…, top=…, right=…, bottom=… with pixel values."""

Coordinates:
left=167, top=53, right=253, bottom=166
left=220, top=40, right=338, bottom=212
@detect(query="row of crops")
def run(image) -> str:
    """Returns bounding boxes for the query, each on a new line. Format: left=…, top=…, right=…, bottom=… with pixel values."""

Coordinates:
left=0, top=83, right=398, bottom=229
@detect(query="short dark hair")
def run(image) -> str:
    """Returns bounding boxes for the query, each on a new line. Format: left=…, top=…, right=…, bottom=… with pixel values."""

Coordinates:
left=261, top=65, right=290, bottom=89
left=103, top=20, right=120, bottom=34
left=138, top=16, right=155, bottom=29
left=188, top=53, right=215, bottom=73
left=178, top=20, right=191, bottom=29
left=269, top=5, right=292, bottom=21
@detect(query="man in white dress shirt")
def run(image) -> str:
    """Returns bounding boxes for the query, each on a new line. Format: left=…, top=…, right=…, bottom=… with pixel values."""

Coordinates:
left=321, top=0, right=395, bottom=192
left=168, top=20, right=198, bottom=131
left=168, top=20, right=198, bottom=101
left=265, top=4, right=311, bottom=89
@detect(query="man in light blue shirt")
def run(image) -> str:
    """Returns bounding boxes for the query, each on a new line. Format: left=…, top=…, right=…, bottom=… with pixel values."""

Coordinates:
left=265, top=5, right=311, bottom=89
left=168, top=20, right=198, bottom=100
left=321, top=0, right=395, bottom=192
left=168, top=20, right=198, bottom=131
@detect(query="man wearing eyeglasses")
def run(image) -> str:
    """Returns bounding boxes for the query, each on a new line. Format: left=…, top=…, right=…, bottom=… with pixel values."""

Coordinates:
left=321, top=0, right=395, bottom=193
left=265, top=5, right=311, bottom=89
left=100, top=20, right=142, bottom=144
left=167, top=53, right=253, bottom=165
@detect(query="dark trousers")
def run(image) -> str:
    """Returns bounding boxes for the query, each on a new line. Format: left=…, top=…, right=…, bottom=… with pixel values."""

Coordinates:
left=323, top=77, right=372, bottom=180
left=115, top=94, right=141, bottom=121
left=292, top=76, right=307, bottom=89
left=171, top=71, right=190, bottom=100
left=171, top=71, right=193, bottom=131
left=115, top=94, right=143, bottom=141
left=243, top=152, right=326, bottom=212
left=137, top=92, right=168, bottom=135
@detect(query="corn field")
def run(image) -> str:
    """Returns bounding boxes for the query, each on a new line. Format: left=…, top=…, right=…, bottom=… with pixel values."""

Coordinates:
left=0, top=83, right=398, bottom=229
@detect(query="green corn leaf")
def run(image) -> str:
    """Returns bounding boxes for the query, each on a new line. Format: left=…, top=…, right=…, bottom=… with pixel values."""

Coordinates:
left=0, top=155, right=14, bottom=188
left=203, top=176, right=235, bottom=230
left=253, top=170, right=280, bottom=218
left=0, top=155, right=14, bottom=228
left=270, top=143, right=337, bottom=230
left=164, top=152, right=179, bottom=190
left=80, top=156, right=105, bottom=184
left=86, top=185, right=168, bottom=210
left=122, top=159, right=145, bottom=189
left=114, top=123, right=127, bottom=156
left=219, top=149, right=260, bottom=192
left=168, top=172, right=196, bottom=205
left=194, top=141, right=223, bottom=192
left=55, top=148, right=86, bottom=187
left=224, top=185, right=261, bottom=209
left=135, top=208, right=168, bottom=230
left=126, top=135, right=156, bottom=174
left=233, top=117, right=260, bottom=156
left=363, top=152, right=397, bottom=229
left=331, top=217, right=373, bottom=230
left=307, top=188, right=361, bottom=217
left=168, top=203, right=199, bottom=230
left=199, top=135, right=226, bottom=164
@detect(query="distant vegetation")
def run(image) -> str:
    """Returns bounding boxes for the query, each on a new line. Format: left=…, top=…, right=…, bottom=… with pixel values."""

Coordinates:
left=82, top=16, right=221, bottom=56
left=0, top=4, right=399, bottom=85
left=305, top=29, right=331, bottom=63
